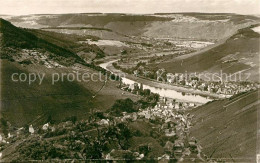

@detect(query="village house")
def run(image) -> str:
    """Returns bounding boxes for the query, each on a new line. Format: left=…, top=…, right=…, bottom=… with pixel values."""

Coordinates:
left=29, top=124, right=34, bottom=134
left=165, top=129, right=176, bottom=137
left=164, top=141, right=174, bottom=153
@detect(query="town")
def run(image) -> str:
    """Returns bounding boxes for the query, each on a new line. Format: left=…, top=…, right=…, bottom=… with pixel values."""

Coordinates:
left=113, top=60, right=259, bottom=97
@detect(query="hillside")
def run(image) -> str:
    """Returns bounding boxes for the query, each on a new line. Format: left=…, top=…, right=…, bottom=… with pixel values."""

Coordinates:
left=0, top=19, right=138, bottom=127
left=27, top=29, right=106, bottom=61
left=0, top=18, right=85, bottom=64
left=156, top=25, right=260, bottom=81
left=0, top=13, right=259, bottom=161
left=3, top=13, right=260, bottom=40
left=189, top=89, right=260, bottom=162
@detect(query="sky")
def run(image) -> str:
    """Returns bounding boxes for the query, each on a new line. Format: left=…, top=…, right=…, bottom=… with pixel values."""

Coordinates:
left=0, top=0, right=259, bottom=15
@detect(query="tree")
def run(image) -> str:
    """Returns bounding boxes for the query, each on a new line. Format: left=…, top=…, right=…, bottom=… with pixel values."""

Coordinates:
left=121, top=50, right=127, bottom=55
left=110, top=98, right=137, bottom=116
left=116, top=123, right=132, bottom=150
left=0, top=118, right=8, bottom=136
left=143, top=89, right=151, bottom=96
left=140, top=83, right=144, bottom=91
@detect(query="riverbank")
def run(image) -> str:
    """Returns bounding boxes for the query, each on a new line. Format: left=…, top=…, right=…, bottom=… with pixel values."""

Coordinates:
left=100, top=60, right=228, bottom=100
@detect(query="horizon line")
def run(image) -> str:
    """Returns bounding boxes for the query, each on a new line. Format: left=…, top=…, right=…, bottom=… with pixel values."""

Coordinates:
left=1, top=11, right=259, bottom=17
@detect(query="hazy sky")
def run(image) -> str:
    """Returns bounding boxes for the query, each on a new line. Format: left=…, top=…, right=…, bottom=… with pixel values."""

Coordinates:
left=0, top=0, right=259, bottom=15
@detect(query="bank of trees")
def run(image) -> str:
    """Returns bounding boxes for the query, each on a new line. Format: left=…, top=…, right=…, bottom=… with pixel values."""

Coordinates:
left=110, top=91, right=159, bottom=116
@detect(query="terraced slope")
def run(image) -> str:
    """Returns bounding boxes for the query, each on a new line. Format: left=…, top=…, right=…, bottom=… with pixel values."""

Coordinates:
left=190, top=89, right=260, bottom=162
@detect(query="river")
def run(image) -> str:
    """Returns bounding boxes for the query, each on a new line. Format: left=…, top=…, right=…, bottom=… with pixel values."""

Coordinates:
left=252, top=26, right=260, bottom=34
left=99, top=60, right=212, bottom=104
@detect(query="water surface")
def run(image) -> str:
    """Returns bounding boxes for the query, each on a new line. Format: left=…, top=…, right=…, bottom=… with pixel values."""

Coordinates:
left=100, top=60, right=212, bottom=103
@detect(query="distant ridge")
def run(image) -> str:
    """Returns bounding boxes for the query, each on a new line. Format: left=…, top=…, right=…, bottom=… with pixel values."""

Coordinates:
left=154, top=12, right=237, bottom=15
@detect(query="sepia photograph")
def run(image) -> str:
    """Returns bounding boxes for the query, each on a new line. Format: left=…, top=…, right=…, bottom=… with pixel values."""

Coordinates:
left=0, top=0, right=259, bottom=162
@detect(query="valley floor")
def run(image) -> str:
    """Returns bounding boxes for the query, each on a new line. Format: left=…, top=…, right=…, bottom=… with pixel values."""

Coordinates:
left=103, top=60, right=230, bottom=100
